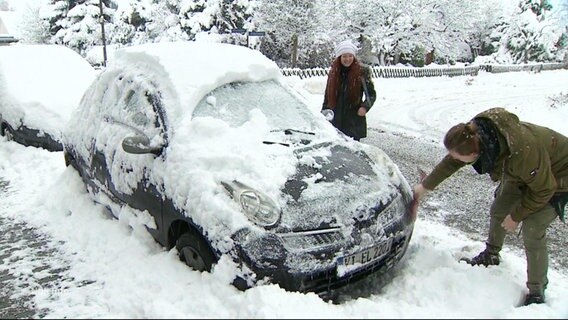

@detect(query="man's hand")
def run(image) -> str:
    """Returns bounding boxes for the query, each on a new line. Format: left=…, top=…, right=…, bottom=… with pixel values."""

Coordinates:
left=501, top=214, right=519, bottom=233
left=410, top=184, right=424, bottom=222
left=418, top=167, right=427, bottom=182
left=410, top=168, right=428, bottom=221
left=357, top=107, right=367, bottom=116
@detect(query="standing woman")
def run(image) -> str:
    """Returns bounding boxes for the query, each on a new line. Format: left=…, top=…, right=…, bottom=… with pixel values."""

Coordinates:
left=322, top=40, right=376, bottom=141
left=412, top=107, right=568, bottom=306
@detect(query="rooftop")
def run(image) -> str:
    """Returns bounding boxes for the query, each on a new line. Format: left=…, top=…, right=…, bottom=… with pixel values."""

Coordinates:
left=0, top=34, right=18, bottom=45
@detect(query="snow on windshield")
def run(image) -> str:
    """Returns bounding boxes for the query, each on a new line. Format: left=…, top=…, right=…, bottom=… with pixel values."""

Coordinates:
left=193, top=80, right=323, bottom=132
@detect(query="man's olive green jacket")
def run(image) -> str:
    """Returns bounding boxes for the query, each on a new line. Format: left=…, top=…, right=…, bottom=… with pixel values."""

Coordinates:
left=422, top=107, right=568, bottom=222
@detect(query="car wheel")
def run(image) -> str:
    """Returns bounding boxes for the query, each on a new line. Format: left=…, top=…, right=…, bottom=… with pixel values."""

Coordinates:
left=2, top=125, right=13, bottom=141
left=176, top=230, right=216, bottom=272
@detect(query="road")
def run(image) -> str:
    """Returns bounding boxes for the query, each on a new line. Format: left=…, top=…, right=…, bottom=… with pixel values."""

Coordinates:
left=0, top=187, right=54, bottom=319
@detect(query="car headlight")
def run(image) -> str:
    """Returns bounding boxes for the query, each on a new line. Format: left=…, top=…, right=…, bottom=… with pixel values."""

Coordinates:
left=378, top=193, right=406, bottom=228
left=221, top=180, right=281, bottom=228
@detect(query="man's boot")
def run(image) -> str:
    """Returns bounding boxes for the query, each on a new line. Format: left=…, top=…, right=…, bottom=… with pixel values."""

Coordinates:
left=522, top=292, right=545, bottom=306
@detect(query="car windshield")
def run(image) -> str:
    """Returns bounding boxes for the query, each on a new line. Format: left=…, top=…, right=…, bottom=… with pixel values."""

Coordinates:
left=192, top=80, right=320, bottom=131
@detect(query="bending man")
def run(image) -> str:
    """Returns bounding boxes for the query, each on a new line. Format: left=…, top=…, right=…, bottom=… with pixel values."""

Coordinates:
left=412, top=107, right=568, bottom=306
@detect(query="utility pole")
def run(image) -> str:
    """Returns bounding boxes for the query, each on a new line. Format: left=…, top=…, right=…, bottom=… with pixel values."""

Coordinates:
left=291, top=34, right=298, bottom=68
left=98, top=0, right=108, bottom=67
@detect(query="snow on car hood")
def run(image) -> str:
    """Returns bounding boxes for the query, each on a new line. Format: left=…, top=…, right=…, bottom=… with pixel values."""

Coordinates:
left=154, top=109, right=406, bottom=248
left=153, top=110, right=302, bottom=241
left=279, top=142, right=401, bottom=231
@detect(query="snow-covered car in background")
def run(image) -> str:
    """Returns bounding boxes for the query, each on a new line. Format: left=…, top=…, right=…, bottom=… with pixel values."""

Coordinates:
left=0, top=44, right=96, bottom=151
left=63, top=41, right=415, bottom=295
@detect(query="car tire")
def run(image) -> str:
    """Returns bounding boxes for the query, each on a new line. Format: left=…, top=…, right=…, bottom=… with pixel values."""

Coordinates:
left=176, top=230, right=217, bottom=272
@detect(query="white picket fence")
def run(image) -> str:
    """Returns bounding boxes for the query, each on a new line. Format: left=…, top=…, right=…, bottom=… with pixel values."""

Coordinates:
left=280, top=62, right=568, bottom=79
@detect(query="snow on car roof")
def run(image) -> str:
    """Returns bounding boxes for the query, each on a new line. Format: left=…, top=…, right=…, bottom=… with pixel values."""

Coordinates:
left=0, top=44, right=96, bottom=131
left=110, top=41, right=284, bottom=125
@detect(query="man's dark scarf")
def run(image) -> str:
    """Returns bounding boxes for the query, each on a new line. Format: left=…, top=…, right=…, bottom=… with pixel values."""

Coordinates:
left=471, top=118, right=500, bottom=175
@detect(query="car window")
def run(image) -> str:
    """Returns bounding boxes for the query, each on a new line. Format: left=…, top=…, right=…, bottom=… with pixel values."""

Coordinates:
left=105, top=81, right=164, bottom=141
left=192, top=80, right=321, bottom=131
left=124, top=90, right=151, bottom=127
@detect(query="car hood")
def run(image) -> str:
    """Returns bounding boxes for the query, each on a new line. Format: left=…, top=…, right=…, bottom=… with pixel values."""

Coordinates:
left=277, top=142, right=401, bottom=232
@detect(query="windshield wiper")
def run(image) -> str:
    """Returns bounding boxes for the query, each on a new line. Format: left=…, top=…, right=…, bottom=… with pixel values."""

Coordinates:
left=263, top=141, right=290, bottom=147
left=284, top=128, right=315, bottom=135
left=264, top=129, right=315, bottom=147
left=270, top=128, right=315, bottom=135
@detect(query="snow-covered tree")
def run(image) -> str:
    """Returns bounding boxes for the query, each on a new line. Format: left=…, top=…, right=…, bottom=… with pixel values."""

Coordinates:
left=558, top=0, right=568, bottom=25
left=216, top=0, right=256, bottom=35
left=176, top=0, right=214, bottom=38
left=0, top=0, right=10, bottom=11
left=468, top=0, right=507, bottom=58
left=310, top=0, right=487, bottom=66
left=40, top=0, right=72, bottom=39
left=30, top=0, right=567, bottom=65
left=493, top=0, right=565, bottom=63
left=16, top=1, right=52, bottom=44
left=41, top=0, right=115, bottom=55
left=111, top=0, right=154, bottom=45
left=255, top=0, right=329, bottom=67
left=110, top=0, right=255, bottom=46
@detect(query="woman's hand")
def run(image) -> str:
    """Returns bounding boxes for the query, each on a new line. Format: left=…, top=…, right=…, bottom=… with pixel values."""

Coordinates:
left=357, top=106, right=367, bottom=116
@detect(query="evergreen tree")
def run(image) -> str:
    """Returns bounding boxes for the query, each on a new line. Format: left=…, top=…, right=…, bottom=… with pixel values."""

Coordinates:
left=499, top=0, right=561, bottom=63
left=175, top=0, right=255, bottom=43
left=17, top=1, right=52, bottom=44
left=521, top=0, right=552, bottom=18
left=112, top=0, right=154, bottom=45
left=177, top=0, right=209, bottom=37
left=41, top=0, right=73, bottom=39
left=144, top=0, right=187, bottom=42
left=32, top=0, right=567, bottom=65
left=255, top=0, right=324, bottom=68
left=112, top=0, right=255, bottom=45
left=217, top=0, right=255, bottom=35
left=42, top=0, right=115, bottom=56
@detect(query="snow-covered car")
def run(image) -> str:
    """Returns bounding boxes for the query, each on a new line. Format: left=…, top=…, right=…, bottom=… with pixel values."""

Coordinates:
left=63, top=41, right=415, bottom=295
left=0, top=44, right=96, bottom=151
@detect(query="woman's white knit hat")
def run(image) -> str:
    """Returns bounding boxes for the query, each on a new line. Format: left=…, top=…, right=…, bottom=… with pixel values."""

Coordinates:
left=334, top=40, right=358, bottom=58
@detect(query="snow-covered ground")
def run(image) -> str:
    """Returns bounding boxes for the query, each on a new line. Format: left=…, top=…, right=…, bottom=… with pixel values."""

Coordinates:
left=1, top=68, right=568, bottom=318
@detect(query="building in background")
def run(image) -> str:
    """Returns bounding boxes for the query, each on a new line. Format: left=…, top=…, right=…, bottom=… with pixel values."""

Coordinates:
left=0, top=10, right=18, bottom=45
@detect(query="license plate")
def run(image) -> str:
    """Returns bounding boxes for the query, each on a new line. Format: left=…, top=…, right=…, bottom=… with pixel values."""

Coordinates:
left=339, top=239, right=393, bottom=266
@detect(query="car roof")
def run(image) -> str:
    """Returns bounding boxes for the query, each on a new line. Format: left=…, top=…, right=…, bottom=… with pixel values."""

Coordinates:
left=109, top=41, right=283, bottom=126
left=0, top=44, right=97, bottom=119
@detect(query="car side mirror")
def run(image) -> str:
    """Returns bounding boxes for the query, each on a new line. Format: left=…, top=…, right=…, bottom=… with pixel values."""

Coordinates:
left=122, top=135, right=163, bottom=156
